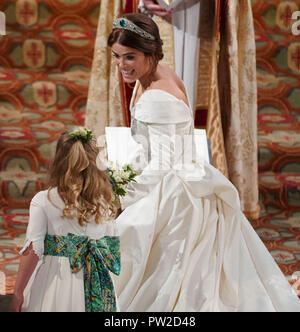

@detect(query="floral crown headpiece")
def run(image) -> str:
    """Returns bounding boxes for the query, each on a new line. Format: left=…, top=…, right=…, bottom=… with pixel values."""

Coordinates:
left=69, top=127, right=93, bottom=143
left=113, top=18, right=155, bottom=41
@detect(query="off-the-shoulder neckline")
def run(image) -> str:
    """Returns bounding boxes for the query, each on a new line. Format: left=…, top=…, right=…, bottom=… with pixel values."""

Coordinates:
left=131, top=84, right=191, bottom=111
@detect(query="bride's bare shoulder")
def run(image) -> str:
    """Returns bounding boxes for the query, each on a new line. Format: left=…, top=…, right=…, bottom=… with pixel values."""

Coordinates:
left=149, top=78, right=188, bottom=105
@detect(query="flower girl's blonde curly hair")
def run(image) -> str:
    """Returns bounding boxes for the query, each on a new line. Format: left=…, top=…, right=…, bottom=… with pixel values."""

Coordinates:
left=47, top=129, right=116, bottom=226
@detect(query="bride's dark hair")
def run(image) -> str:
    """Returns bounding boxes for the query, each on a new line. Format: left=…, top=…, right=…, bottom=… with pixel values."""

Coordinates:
left=108, top=13, right=164, bottom=67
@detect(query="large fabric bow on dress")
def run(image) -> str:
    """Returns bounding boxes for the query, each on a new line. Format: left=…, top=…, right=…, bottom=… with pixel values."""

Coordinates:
left=44, top=233, right=121, bottom=312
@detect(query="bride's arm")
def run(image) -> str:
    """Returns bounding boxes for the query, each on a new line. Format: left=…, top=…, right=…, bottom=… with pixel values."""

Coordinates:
left=119, top=122, right=176, bottom=210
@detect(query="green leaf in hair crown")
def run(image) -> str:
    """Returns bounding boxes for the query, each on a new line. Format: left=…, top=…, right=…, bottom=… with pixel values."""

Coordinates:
left=69, top=127, right=93, bottom=143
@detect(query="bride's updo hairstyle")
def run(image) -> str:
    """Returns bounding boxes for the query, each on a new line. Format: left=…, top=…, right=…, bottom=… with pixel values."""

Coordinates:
left=108, top=13, right=164, bottom=68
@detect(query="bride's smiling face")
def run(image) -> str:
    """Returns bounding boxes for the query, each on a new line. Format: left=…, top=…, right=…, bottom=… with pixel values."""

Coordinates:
left=112, top=42, right=151, bottom=83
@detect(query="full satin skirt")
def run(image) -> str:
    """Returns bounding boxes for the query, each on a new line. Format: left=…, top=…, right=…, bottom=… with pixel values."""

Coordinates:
left=113, top=164, right=300, bottom=312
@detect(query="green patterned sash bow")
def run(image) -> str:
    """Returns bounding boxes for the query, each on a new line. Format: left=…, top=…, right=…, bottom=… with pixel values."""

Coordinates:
left=44, top=233, right=120, bottom=312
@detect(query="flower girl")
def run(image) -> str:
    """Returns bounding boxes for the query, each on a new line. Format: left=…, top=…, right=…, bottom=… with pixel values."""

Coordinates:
left=10, top=128, right=120, bottom=312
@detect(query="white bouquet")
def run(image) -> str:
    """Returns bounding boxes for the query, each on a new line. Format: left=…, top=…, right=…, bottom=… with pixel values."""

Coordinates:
left=106, top=162, right=140, bottom=206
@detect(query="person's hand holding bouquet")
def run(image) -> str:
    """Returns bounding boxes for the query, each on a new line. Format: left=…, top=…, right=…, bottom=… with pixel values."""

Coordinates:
left=107, top=162, right=139, bottom=214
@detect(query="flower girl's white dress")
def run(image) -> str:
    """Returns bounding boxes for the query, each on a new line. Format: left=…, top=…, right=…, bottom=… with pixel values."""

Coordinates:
left=113, top=83, right=300, bottom=312
left=20, top=188, right=119, bottom=312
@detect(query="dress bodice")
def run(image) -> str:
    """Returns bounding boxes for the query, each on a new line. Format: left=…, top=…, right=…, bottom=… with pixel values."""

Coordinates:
left=129, top=82, right=195, bottom=171
left=120, top=82, right=200, bottom=209
left=130, top=82, right=194, bottom=132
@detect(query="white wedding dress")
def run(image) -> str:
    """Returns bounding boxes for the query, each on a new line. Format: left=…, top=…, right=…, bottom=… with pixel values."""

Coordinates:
left=113, top=84, right=300, bottom=312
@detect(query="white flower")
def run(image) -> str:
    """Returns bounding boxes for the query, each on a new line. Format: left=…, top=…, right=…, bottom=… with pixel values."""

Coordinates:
left=106, top=163, right=139, bottom=201
left=114, top=175, right=122, bottom=183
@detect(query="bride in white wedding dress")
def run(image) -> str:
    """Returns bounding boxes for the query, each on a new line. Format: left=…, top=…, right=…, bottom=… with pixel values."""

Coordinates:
left=108, top=13, right=300, bottom=312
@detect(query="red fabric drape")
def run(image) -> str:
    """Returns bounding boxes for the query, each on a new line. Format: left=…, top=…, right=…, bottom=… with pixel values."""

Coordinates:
left=124, top=0, right=135, bottom=13
left=215, top=0, right=223, bottom=42
left=194, top=0, right=222, bottom=128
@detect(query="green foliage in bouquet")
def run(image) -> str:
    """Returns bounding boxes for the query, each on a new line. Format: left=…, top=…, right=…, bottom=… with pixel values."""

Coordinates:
left=106, top=163, right=139, bottom=205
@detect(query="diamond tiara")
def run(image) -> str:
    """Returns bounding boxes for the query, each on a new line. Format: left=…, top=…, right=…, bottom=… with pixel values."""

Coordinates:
left=113, top=18, right=155, bottom=41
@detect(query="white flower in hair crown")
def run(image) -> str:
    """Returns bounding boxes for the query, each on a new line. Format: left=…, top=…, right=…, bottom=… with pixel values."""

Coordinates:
left=69, top=127, right=93, bottom=143
left=113, top=18, right=155, bottom=41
